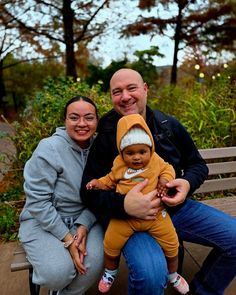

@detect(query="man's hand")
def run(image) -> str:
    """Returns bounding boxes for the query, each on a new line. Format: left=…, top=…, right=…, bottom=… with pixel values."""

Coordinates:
left=162, top=178, right=190, bottom=207
left=124, top=179, right=162, bottom=220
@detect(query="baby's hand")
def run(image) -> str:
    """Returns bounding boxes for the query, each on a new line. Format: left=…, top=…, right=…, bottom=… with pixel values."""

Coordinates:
left=156, top=178, right=168, bottom=198
left=86, top=179, right=100, bottom=190
left=157, top=184, right=168, bottom=198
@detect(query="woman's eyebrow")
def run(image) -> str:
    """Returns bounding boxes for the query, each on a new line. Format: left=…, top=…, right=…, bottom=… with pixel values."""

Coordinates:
left=68, top=112, right=94, bottom=115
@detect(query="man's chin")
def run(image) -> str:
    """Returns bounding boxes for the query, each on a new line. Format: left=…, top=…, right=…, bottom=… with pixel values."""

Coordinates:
left=122, top=109, right=138, bottom=116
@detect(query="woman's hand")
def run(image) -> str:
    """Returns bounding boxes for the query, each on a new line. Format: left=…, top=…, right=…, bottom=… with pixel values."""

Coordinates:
left=124, top=179, right=162, bottom=220
left=162, top=178, right=190, bottom=207
left=68, top=225, right=88, bottom=274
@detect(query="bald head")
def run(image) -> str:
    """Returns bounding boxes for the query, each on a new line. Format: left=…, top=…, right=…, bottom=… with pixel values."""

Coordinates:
left=109, top=68, right=148, bottom=118
left=110, top=68, right=144, bottom=87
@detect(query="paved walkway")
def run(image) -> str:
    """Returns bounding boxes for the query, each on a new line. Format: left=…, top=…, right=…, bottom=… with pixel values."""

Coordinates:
left=3, top=196, right=236, bottom=294
left=1, top=239, right=236, bottom=295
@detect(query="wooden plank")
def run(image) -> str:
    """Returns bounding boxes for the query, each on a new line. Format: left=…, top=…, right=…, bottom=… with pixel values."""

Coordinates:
left=199, top=147, right=236, bottom=160
left=11, top=254, right=32, bottom=271
left=11, top=244, right=32, bottom=272
left=13, top=244, right=26, bottom=255
left=207, top=161, right=236, bottom=175
left=195, top=177, right=236, bottom=193
left=201, top=196, right=236, bottom=217
left=196, top=147, right=236, bottom=193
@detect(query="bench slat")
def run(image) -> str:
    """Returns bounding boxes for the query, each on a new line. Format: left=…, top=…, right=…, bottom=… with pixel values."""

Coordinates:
left=11, top=260, right=32, bottom=272
left=199, top=147, right=236, bottom=159
left=195, top=177, right=236, bottom=193
left=11, top=244, right=32, bottom=272
left=207, top=161, right=236, bottom=175
left=202, top=196, right=236, bottom=217
left=11, top=257, right=32, bottom=271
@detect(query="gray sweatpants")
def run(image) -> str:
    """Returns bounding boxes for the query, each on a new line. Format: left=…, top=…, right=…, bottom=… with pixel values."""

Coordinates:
left=19, top=219, right=104, bottom=295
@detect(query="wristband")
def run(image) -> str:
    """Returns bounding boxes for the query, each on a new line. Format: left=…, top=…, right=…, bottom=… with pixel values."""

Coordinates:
left=63, top=234, right=78, bottom=248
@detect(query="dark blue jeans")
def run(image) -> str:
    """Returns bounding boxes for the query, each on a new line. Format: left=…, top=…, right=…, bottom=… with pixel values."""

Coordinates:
left=122, top=198, right=236, bottom=295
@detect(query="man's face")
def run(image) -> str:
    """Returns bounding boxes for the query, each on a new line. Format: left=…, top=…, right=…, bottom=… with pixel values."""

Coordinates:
left=110, top=69, right=148, bottom=118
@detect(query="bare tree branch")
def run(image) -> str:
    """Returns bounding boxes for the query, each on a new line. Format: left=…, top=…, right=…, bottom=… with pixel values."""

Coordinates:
left=74, top=0, right=109, bottom=43
left=2, top=54, right=62, bottom=70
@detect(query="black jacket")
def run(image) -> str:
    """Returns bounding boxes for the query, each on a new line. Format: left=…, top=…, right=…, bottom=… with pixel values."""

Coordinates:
left=81, top=107, right=208, bottom=226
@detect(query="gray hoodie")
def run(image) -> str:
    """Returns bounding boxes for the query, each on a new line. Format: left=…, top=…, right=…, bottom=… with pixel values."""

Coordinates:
left=20, top=127, right=96, bottom=241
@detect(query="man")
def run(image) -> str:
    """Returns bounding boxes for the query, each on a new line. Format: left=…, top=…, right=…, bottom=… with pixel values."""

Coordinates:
left=81, top=68, right=236, bottom=294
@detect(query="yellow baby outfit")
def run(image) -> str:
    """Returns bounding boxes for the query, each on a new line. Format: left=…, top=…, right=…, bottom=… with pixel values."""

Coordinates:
left=99, top=114, right=179, bottom=259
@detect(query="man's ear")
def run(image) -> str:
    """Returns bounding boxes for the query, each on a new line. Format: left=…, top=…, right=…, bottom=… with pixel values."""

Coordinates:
left=144, top=82, right=149, bottom=91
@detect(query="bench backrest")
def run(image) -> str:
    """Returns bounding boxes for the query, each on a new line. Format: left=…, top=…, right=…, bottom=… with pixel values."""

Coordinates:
left=195, top=146, right=236, bottom=194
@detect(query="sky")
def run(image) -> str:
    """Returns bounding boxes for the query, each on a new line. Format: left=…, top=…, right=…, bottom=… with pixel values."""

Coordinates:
left=89, top=32, right=176, bottom=68
left=1, top=0, right=178, bottom=67
left=87, top=0, right=233, bottom=69
left=87, top=1, right=179, bottom=68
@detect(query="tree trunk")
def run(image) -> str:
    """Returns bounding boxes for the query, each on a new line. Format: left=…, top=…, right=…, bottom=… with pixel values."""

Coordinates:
left=171, top=2, right=184, bottom=85
left=63, top=0, right=77, bottom=80
left=0, top=60, right=7, bottom=117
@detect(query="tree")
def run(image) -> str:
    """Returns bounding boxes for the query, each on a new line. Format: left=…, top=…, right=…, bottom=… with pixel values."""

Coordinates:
left=130, top=46, right=163, bottom=87
left=86, top=46, right=163, bottom=92
left=86, top=59, right=128, bottom=92
left=0, top=6, right=33, bottom=115
left=121, top=0, right=236, bottom=85
left=0, top=18, right=65, bottom=116
left=0, top=0, right=110, bottom=80
left=3, top=54, right=64, bottom=112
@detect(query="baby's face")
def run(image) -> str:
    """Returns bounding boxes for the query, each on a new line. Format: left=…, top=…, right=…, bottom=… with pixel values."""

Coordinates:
left=122, top=144, right=151, bottom=170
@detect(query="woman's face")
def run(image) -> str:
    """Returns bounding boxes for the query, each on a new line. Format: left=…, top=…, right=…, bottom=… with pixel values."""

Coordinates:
left=65, top=100, right=98, bottom=148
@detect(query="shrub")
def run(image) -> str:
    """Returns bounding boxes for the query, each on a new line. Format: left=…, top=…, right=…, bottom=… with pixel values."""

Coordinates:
left=0, top=203, right=19, bottom=241
left=149, top=76, right=236, bottom=148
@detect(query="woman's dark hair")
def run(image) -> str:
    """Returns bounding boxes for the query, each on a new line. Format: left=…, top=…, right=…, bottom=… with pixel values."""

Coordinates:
left=64, top=95, right=98, bottom=119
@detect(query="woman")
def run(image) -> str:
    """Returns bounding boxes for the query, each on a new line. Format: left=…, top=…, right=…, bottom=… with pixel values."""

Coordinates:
left=19, top=96, right=104, bottom=295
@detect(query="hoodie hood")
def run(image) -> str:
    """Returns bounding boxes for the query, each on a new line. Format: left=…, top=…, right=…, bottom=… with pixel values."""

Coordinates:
left=116, top=114, right=155, bottom=155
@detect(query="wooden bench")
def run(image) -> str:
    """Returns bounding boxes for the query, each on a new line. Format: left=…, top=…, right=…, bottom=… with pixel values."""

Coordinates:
left=11, top=146, right=236, bottom=295
left=195, top=146, right=236, bottom=194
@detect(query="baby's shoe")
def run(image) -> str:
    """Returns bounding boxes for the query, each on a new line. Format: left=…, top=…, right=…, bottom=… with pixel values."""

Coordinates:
left=171, top=274, right=189, bottom=294
left=98, top=272, right=115, bottom=293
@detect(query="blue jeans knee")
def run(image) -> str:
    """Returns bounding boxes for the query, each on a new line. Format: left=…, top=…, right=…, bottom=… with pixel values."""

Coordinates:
left=122, top=232, right=168, bottom=295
